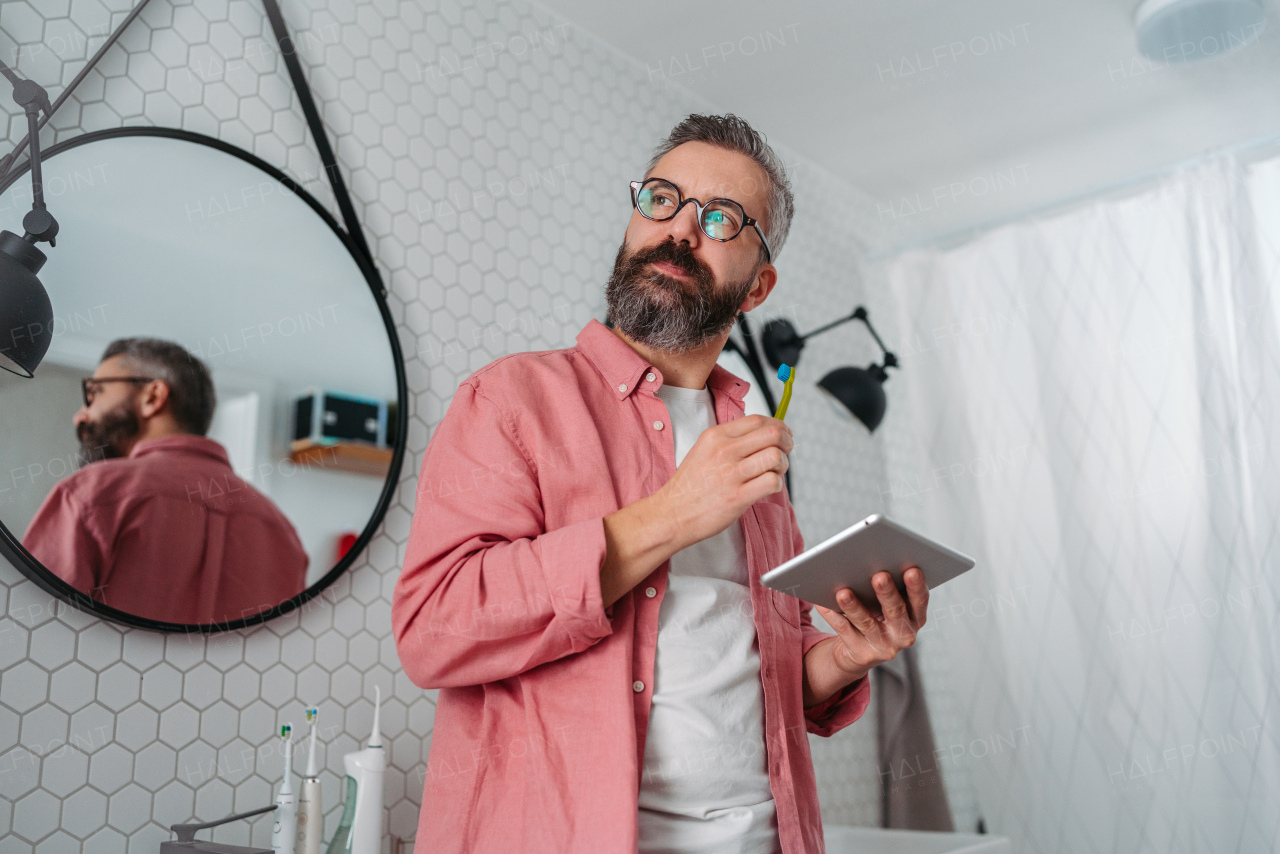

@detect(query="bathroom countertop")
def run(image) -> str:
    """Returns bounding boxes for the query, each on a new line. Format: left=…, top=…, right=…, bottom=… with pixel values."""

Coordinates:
left=824, top=825, right=1013, bottom=853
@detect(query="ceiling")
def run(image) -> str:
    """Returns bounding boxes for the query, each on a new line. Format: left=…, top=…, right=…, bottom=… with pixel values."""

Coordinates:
left=538, top=0, right=1280, bottom=251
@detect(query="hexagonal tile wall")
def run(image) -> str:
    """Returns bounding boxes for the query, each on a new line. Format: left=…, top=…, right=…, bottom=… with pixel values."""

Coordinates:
left=0, top=0, right=898, bottom=848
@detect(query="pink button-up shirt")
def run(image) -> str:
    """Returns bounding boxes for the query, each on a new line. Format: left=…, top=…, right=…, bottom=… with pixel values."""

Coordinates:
left=393, top=319, right=870, bottom=853
left=23, top=433, right=308, bottom=625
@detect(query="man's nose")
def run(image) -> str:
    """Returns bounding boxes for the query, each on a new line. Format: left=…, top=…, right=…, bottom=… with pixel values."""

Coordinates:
left=73, top=407, right=89, bottom=427
left=661, top=200, right=703, bottom=248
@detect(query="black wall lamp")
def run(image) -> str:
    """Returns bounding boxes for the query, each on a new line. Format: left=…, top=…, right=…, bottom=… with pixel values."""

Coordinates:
left=0, top=0, right=155, bottom=378
left=0, top=59, right=58, bottom=378
left=760, top=307, right=899, bottom=432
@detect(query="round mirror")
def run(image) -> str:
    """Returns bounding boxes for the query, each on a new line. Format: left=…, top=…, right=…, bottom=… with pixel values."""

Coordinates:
left=0, top=128, right=407, bottom=631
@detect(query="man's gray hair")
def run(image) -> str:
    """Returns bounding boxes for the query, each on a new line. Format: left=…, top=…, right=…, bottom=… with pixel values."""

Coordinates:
left=101, top=337, right=216, bottom=435
left=645, top=113, right=795, bottom=261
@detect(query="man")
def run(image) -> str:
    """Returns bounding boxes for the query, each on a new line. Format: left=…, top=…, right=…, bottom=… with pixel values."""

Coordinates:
left=393, top=114, right=928, bottom=853
left=24, top=337, right=308, bottom=624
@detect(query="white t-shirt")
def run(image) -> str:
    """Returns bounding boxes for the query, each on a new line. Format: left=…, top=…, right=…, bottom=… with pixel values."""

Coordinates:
left=637, top=383, right=780, bottom=854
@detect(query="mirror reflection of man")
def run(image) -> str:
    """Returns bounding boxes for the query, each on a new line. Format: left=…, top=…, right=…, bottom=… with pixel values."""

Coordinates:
left=393, top=115, right=928, bottom=854
left=23, top=337, right=308, bottom=624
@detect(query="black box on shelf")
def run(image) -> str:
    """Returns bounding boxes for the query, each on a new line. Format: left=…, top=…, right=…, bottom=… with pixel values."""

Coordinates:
left=292, top=389, right=388, bottom=447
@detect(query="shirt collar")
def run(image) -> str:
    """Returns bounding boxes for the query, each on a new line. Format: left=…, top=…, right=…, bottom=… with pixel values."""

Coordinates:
left=129, top=433, right=231, bottom=465
left=574, top=319, right=750, bottom=403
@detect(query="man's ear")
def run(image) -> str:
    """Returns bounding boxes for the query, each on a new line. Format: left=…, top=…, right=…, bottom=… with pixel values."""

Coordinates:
left=138, top=380, right=171, bottom=419
left=739, top=262, right=778, bottom=313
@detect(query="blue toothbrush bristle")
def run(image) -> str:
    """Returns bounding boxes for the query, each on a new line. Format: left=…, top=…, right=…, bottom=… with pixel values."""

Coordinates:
left=777, top=364, right=791, bottom=381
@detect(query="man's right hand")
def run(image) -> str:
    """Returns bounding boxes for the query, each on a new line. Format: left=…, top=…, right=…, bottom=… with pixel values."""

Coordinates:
left=599, top=415, right=792, bottom=608
left=655, top=414, right=793, bottom=547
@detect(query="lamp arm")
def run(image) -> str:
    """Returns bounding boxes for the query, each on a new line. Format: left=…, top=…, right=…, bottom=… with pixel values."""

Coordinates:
left=0, top=64, right=59, bottom=246
left=0, top=0, right=155, bottom=182
left=24, top=100, right=45, bottom=214
left=852, top=310, right=897, bottom=366
left=795, top=307, right=862, bottom=342
left=797, top=305, right=898, bottom=368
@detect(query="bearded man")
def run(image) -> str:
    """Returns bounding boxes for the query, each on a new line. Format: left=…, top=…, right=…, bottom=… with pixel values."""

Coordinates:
left=23, top=337, right=307, bottom=624
left=393, top=114, right=929, bottom=854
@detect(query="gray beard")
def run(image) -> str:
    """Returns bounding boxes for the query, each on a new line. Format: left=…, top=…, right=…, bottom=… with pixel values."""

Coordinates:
left=604, top=240, right=755, bottom=353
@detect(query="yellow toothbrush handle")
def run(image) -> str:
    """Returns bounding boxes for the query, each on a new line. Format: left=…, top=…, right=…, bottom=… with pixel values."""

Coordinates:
left=774, top=378, right=794, bottom=421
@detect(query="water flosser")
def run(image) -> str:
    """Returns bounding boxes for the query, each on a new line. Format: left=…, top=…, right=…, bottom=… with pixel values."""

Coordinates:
left=296, top=709, right=323, bottom=854
left=271, top=724, right=297, bottom=854
left=343, top=687, right=385, bottom=854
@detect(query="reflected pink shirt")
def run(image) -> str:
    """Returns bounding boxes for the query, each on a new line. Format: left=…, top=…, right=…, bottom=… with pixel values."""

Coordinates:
left=24, top=434, right=308, bottom=624
left=393, top=320, right=870, bottom=854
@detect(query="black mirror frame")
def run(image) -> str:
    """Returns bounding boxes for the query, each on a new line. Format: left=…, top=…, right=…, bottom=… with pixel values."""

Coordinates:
left=0, top=125, right=409, bottom=634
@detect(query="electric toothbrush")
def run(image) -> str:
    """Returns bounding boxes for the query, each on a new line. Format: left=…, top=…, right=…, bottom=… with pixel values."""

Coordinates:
left=271, top=724, right=297, bottom=854
left=296, top=709, right=323, bottom=854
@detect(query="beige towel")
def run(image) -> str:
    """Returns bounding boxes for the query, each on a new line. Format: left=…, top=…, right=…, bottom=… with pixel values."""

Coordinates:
left=874, top=648, right=955, bottom=830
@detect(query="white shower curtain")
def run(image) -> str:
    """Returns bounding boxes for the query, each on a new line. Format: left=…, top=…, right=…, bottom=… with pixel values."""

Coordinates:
left=874, top=156, right=1280, bottom=852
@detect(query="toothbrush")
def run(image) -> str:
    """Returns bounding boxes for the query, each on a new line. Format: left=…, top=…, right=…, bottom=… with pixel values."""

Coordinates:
left=296, top=710, right=324, bottom=854
left=774, top=364, right=796, bottom=421
left=271, top=724, right=298, bottom=854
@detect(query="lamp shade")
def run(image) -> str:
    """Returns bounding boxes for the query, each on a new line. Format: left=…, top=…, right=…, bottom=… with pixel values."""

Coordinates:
left=817, top=364, right=889, bottom=432
left=0, top=230, right=53, bottom=378
left=1135, top=0, right=1265, bottom=63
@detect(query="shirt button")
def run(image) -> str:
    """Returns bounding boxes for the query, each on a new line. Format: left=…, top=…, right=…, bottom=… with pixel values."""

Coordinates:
left=653, top=421, right=663, bottom=430
left=633, top=680, right=645, bottom=692
left=645, top=587, right=656, bottom=598
left=646, top=373, right=656, bottom=382
left=618, top=383, right=627, bottom=393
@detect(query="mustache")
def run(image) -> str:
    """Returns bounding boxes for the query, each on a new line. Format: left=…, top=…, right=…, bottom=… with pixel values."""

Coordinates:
left=627, top=238, right=710, bottom=281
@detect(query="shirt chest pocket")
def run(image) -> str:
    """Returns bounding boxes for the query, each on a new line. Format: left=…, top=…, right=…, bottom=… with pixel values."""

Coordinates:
left=751, top=501, right=802, bottom=628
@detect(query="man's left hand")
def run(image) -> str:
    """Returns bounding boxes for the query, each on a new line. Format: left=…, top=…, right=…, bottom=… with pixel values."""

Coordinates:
left=813, top=568, right=929, bottom=683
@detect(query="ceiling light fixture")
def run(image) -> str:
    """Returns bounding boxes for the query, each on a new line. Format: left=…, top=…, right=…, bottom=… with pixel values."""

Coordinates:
left=1134, top=0, right=1266, bottom=63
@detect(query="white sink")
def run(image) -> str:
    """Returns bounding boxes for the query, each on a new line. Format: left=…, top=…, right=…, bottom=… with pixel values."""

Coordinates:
left=823, top=825, right=1012, bottom=853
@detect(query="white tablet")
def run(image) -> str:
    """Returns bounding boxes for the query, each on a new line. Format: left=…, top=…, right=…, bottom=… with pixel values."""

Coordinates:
left=760, top=514, right=975, bottom=612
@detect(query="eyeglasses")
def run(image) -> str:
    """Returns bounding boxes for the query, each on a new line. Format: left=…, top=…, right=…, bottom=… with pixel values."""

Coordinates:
left=81, top=376, right=153, bottom=407
left=630, top=177, right=772, bottom=263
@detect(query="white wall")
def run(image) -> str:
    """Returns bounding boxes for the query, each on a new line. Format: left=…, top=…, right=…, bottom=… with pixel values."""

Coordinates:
left=0, top=0, right=900, bottom=848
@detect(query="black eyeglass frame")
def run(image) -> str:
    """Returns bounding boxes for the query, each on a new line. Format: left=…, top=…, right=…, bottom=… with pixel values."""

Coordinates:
left=81, top=376, right=155, bottom=407
left=630, top=178, right=773, bottom=263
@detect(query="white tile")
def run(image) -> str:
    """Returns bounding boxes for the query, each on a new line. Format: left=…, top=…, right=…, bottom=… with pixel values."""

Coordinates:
left=95, top=664, right=141, bottom=713
left=12, top=789, right=59, bottom=842
left=74, top=627, right=122, bottom=671
left=241, top=634, right=280, bottom=674
left=83, top=826, right=127, bottom=854
left=21, top=706, right=68, bottom=756
left=61, top=787, right=109, bottom=840
left=151, top=781, right=194, bottom=832
left=158, top=703, right=200, bottom=750
left=197, top=701, right=239, bottom=749
left=38, top=741, right=88, bottom=798
left=113, top=703, right=158, bottom=752
left=133, top=742, right=177, bottom=793
left=106, top=783, right=152, bottom=835
left=182, top=664, right=224, bottom=711
left=27, top=621, right=76, bottom=672
left=1, top=661, right=49, bottom=713
left=88, top=743, right=133, bottom=795
left=139, top=663, right=183, bottom=712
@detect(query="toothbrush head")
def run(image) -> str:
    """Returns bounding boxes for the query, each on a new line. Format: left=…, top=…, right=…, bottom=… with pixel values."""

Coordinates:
left=280, top=724, right=291, bottom=740
left=305, top=708, right=317, bottom=723
left=777, top=364, right=791, bottom=382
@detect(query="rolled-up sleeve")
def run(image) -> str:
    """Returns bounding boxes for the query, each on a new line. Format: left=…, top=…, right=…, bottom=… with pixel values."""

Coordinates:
left=800, top=610, right=871, bottom=737
left=392, top=380, right=614, bottom=689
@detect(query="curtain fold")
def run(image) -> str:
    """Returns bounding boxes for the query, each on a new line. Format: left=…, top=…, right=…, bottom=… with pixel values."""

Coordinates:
left=875, top=156, right=1280, bottom=853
